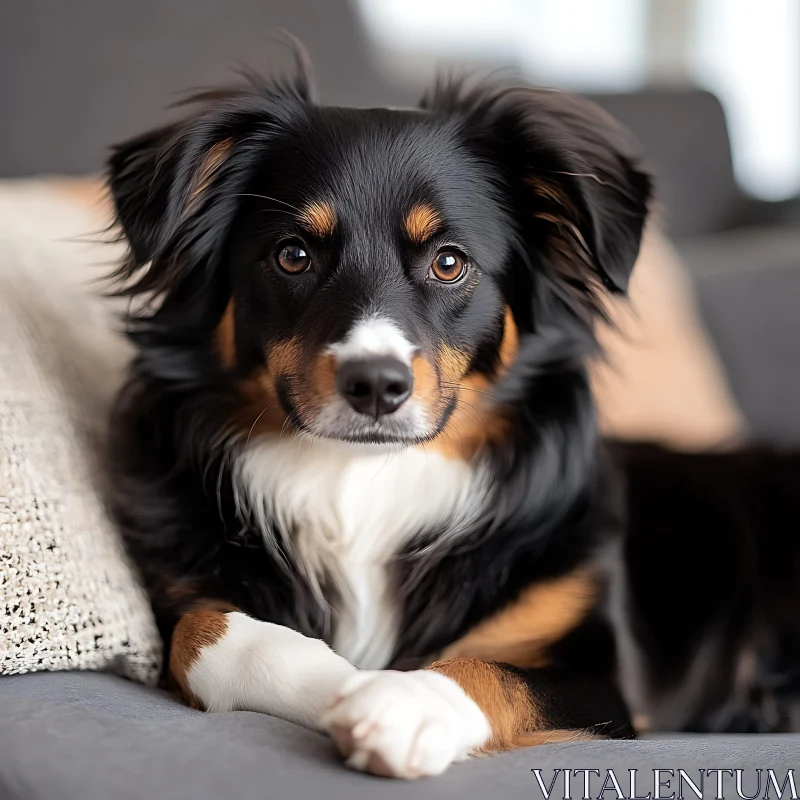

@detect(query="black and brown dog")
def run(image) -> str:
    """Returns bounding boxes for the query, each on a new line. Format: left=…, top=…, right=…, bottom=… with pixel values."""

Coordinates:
left=106, top=62, right=800, bottom=778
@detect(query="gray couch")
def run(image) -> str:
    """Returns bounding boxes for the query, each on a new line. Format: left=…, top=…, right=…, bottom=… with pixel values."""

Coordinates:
left=3, top=672, right=799, bottom=800
left=2, top=2, right=799, bottom=797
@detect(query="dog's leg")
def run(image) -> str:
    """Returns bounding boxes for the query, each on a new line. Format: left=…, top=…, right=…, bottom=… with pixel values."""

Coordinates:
left=322, top=659, right=632, bottom=778
left=170, top=607, right=491, bottom=776
left=323, top=571, right=633, bottom=777
left=170, top=608, right=357, bottom=729
left=171, top=608, right=628, bottom=779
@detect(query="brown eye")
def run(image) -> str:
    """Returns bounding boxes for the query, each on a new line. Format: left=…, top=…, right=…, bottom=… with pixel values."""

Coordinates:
left=276, top=242, right=311, bottom=274
left=428, top=251, right=466, bottom=283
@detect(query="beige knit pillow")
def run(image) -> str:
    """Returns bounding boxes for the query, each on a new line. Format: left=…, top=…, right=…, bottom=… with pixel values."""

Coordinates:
left=0, top=180, right=161, bottom=684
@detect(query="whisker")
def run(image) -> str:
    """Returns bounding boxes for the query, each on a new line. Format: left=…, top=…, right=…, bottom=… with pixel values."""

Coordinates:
left=254, top=209, right=298, bottom=223
left=457, top=396, right=486, bottom=419
left=453, top=398, right=488, bottom=434
left=244, top=398, right=280, bottom=455
left=532, top=167, right=642, bottom=204
left=372, top=450, right=393, bottom=480
left=441, top=381, right=495, bottom=400
left=444, top=424, right=461, bottom=456
left=233, top=193, right=303, bottom=213
left=534, top=168, right=610, bottom=186
left=280, top=417, right=292, bottom=438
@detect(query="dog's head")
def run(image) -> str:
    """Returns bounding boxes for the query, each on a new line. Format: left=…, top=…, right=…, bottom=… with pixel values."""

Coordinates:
left=109, top=68, right=650, bottom=453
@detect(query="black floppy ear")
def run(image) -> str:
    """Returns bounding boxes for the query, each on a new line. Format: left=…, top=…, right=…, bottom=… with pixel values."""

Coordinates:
left=108, top=109, right=265, bottom=299
left=424, top=82, right=652, bottom=297
left=107, top=112, right=265, bottom=351
left=107, top=68, right=312, bottom=299
left=108, top=122, right=235, bottom=273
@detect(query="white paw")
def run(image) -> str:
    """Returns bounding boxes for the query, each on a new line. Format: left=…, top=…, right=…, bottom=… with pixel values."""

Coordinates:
left=319, top=669, right=490, bottom=779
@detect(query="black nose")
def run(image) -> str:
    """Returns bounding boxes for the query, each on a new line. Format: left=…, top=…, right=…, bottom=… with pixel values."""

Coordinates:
left=336, top=357, right=413, bottom=419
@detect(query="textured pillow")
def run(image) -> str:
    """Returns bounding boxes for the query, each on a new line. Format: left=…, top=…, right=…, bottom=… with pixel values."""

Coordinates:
left=0, top=180, right=161, bottom=684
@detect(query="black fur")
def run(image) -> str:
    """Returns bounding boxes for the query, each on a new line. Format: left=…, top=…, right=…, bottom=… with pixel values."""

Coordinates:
left=613, top=443, right=800, bottom=732
left=106, top=66, right=798, bottom=737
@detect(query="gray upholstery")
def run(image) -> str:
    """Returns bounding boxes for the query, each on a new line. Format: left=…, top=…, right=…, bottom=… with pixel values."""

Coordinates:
left=593, top=90, right=745, bottom=238
left=1, top=672, right=798, bottom=800
left=0, top=0, right=417, bottom=178
left=681, top=227, right=800, bottom=442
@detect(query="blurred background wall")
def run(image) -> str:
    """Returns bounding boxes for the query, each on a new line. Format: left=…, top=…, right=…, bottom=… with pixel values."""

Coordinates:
left=2, top=0, right=798, bottom=199
left=359, top=0, right=800, bottom=202
left=1, top=0, right=798, bottom=440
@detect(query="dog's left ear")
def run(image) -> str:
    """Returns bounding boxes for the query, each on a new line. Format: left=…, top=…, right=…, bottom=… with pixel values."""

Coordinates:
left=424, top=82, right=652, bottom=296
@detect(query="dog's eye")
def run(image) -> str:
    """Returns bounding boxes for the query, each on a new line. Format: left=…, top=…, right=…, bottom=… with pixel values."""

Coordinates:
left=428, top=251, right=466, bottom=283
left=276, top=242, right=312, bottom=274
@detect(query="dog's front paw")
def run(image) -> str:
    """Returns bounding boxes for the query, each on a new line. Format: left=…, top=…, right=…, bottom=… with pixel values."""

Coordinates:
left=319, top=669, right=489, bottom=779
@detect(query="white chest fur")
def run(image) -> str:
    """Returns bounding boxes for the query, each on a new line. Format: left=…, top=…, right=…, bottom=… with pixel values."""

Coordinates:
left=235, top=437, right=484, bottom=669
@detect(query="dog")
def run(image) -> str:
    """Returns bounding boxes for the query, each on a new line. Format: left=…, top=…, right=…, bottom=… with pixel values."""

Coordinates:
left=106, top=63, right=800, bottom=778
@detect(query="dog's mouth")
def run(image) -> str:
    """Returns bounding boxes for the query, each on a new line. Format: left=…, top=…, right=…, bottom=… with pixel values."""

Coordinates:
left=262, top=341, right=456, bottom=449
left=252, top=317, right=473, bottom=451
left=272, top=372, right=455, bottom=450
left=293, top=394, right=451, bottom=449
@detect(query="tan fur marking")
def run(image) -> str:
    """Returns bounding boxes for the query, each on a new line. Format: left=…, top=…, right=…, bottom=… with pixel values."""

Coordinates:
left=234, top=369, right=288, bottom=437
left=216, top=301, right=236, bottom=369
left=511, top=729, right=599, bottom=745
left=298, top=201, right=336, bottom=238
left=411, top=354, right=440, bottom=410
left=309, top=352, right=339, bottom=407
left=404, top=203, right=442, bottom=243
left=440, top=569, right=597, bottom=668
left=427, top=658, right=539, bottom=751
left=231, top=338, right=342, bottom=439
left=421, top=306, right=518, bottom=461
left=434, top=375, right=508, bottom=462
left=525, top=176, right=577, bottom=215
left=233, top=340, right=302, bottom=438
left=498, top=306, right=519, bottom=370
left=234, top=338, right=339, bottom=438
left=438, top=345, right=471, bottom=384
left=186, top=138, right=232, bottom=213
left=427, top=658, right=596, bottom=753
left=215, top=307, right=295, bottom=437
left=269, top=337, right=304, bottom=376
left=170, top=603, right=234, bottom=708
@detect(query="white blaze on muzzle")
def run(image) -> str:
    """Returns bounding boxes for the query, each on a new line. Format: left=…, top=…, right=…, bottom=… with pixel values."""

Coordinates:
left=326, top=316, right=417, bottom=366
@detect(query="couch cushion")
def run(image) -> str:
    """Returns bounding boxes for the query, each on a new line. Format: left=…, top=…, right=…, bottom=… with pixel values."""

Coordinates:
left=679, top=225, right=800, bottom=442
left=1, top=672, right=798, bottom=800
left=592, top=89, right=744, bottom=238
left=592, top=224, right=745, bottom=449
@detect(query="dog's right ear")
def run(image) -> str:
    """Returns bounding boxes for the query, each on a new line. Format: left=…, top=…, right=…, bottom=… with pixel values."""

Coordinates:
left=107, top=115, right=247, bottom=299
left=109, top=122, right=196, bottom=267
left=107, top=70, right=312, bottom=297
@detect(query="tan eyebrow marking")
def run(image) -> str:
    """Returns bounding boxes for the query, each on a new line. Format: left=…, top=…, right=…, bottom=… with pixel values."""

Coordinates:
left=298, top=201, right=337, bottom=238
left=404, top=203, right=442, bottom=243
